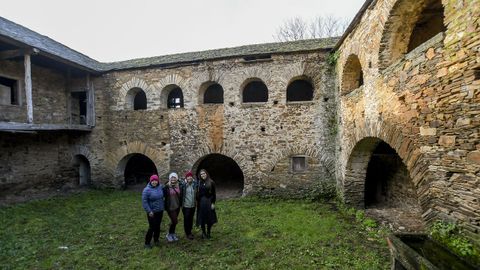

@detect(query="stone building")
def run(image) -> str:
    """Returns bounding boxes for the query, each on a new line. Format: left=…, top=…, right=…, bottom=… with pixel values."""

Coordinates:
left=0, top=0, right=478, bottom=244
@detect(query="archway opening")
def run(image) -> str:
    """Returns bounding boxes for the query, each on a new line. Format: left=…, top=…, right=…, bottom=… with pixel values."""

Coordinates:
left=74, top=155, right=91, bottom=186
left=378, top=0, right=445, bottom=70
left=204, top=83, right=224, bottom=104
left=242, top=80, right=268, bottom=103
left=344, top=138, right=424, bottom=231
left=287, top=79, right=313, bottom=102
left=167, top=87, right=184, bottom=108
left=364, top=142, right=418, bottom=208
left=194, top=154, right=244, bottom=197
left=123, top=154, right=158, bottom=187
left=126, top=87, right=147, bottom=110
left=341, top=54, right=364, bottom=95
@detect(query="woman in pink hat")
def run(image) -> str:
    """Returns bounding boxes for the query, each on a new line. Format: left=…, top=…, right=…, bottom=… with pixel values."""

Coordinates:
left=141, top=174, right=165, bottom=248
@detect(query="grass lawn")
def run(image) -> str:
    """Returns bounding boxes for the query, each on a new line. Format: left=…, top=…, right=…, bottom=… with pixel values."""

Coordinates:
left=0, top=190, right=390, bottom=269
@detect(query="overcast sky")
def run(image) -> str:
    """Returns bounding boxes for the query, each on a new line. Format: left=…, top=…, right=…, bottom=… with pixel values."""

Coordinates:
left=0, top=0, right=363, bottom=62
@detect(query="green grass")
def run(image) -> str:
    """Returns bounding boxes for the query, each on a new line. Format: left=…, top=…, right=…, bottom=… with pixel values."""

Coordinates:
left=0, top=190, right=390, bottom=269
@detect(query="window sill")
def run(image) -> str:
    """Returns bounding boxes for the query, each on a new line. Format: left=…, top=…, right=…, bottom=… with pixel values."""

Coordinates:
left=241, top=102, right=268, bottom=108
left=286, top=100, right=315, bottom=105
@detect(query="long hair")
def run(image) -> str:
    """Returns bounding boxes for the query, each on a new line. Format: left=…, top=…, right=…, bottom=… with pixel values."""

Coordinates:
left=198, top=169, right=214, bottom=189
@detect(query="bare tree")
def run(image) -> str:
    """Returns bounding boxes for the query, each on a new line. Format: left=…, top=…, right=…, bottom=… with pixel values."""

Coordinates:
left=274, top=15, right=349, bottom=42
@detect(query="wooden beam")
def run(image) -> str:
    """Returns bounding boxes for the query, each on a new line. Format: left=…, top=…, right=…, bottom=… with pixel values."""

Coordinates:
left=0, top=122, right=92, bottom=131
left=24, top=53, right=33, bottom=123
left=0, top=48, right=39, bottom=60
left=87, top=74, right=96, bottom=127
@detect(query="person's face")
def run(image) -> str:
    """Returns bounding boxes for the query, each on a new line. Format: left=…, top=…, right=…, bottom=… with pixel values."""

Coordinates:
left=186, top=176, right=193, bottom=183
left=151, top=180, right=159, bottom=187
left=200, top=171, right=207, bottom=180
left=170, top=176, right=178, bottom=185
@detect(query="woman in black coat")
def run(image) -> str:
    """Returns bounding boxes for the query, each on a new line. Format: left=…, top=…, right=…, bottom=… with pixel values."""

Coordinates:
left=196, top=169, right=217, bottom=239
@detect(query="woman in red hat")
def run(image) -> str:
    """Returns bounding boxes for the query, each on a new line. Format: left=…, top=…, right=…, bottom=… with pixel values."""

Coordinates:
left=181, top=171, right=198, bottom=240
left=141, top=174, right=165, bottom=248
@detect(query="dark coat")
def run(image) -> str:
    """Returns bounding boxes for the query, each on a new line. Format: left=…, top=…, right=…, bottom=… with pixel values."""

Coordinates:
left=163, top=182, right=183, bottom=211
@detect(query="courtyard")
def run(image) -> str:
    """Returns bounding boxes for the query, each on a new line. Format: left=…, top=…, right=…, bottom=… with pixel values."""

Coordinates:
left=0, top=190, right=390, bottom=269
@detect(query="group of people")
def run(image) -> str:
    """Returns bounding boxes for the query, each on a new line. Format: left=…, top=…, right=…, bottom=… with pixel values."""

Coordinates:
left=141, top=169, right=217, bottom=248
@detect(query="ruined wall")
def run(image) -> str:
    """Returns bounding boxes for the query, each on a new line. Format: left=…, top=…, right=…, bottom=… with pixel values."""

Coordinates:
left=336, top=0, right=480, bottom=242
left=86, top=52, right=336, bottom=196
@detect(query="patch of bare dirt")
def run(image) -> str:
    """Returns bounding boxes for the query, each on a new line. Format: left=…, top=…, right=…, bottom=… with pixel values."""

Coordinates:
left=365, top=207, right=426, bottom=233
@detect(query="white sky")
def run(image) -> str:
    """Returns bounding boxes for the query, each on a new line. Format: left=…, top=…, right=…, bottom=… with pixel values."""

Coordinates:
left=0, top=0, right=363, bottom=62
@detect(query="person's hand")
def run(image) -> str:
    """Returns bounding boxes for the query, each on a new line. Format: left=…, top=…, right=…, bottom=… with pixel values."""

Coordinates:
left=149, top=212, right=154, bottom=217
left=211, top=204, right=215, bottom=210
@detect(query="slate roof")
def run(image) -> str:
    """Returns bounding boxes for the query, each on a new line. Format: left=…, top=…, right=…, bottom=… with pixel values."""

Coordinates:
left=0, top=16, right=102, bottom=71
left=105, top=38, right=338, bottom=71
left=0, top=15, right=338, bottom=73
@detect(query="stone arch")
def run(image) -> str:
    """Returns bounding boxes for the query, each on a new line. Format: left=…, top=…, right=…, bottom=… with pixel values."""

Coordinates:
left=118, top=77, right=155, bottom=110
left=267, top=144, right=335, bottom=178
left=286, top=75, right=314, bottom=102
left=71, top=145, right=94, bottom=186
left=241, top=77, right=269, bottom=103
left=199, top=81, right=224, bottom=104
left=341, top=120, right=428, bottom=211
left=378, top=0, right=446, bottom=70
left=161, top=84, right=184, bottom=109
left=341, top=54, right=364, bottom=95
left=73, top=154, right=91, bottom=186
left=126, top=87, right=147, bottom=110
left=106, top=141, right=170, bottom=187
left=155, top=74, right=188, bottom=108
left=191, top=153, right=245, bottom=194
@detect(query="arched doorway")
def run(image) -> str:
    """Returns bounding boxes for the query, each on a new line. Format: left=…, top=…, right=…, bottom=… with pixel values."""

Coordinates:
left=73, top=154, right=91, bottom=186
left=344, top=137, right=424, bottom=231
left=193, top=154, right=244, bottom=197
left=119, top=153, right=158, bottom=187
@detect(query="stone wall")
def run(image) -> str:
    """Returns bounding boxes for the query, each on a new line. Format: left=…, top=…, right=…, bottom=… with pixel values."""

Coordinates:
left=336, top=0, right=480, bottom=243
left=84, top=52, right=336, bottom=196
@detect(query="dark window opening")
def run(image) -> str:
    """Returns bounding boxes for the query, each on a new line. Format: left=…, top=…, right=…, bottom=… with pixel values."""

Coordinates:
left=0, top=76, right=19, bottom=105
left=364, top=142, right=418, bottom=208
left=292, top=156, right=306, bottom=172
left=204, top=83, right=224, bottom=104
left=133, top=90, right=147, bottom=110
left=341, top=55, right=364, bottom=95
left=196, top=154, right=244, bottom=192
left=287, top=80, right=314, bottom=102
left=243, top=54, right=271, bottom=61
left=407, top=0, right=445, bottom=53
left=243, top=81, right=268, bottom=103
left=71, top=92, right=87, bottom=125
left=124, top=154, right=158, bottom=186
left=167, top=87, right=184, bottom=108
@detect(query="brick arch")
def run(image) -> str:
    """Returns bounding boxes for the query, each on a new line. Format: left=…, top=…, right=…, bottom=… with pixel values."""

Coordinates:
left=378, top=0, right=446, bottom=71
left=118, top=77, right=156, bottom=110
left=341, top=120, right=428, bottom=211
left=267, top=144, right=335, bottom=178
left=106, top=141, right=170, bottom=186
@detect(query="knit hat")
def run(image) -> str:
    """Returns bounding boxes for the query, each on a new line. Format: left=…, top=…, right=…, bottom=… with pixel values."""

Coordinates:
left=169, top=172, right=178, bottom=180
left=149, top=175, right=159, bottom=182
left=185, top=171, right=193, bottom=178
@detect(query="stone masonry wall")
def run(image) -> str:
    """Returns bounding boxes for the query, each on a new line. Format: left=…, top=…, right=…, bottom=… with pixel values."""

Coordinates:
left=85, top=52, right=337, bottom=197
left=336, top=0, right=480, bottom=243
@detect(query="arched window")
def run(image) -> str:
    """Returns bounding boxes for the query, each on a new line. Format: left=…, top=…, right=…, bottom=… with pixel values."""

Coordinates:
left=379, top=0, right=445, bottom=70
left=341, top=54, right=364, bottom=95
left=163, top=85, right=184, bottom=109
left=126, top=87, right=147, bottom=110
left=203, top=83, right=224, bottom=104
left=242, top=79, right=268, bottom=103
left=286, top=79, right=314, bottom=102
